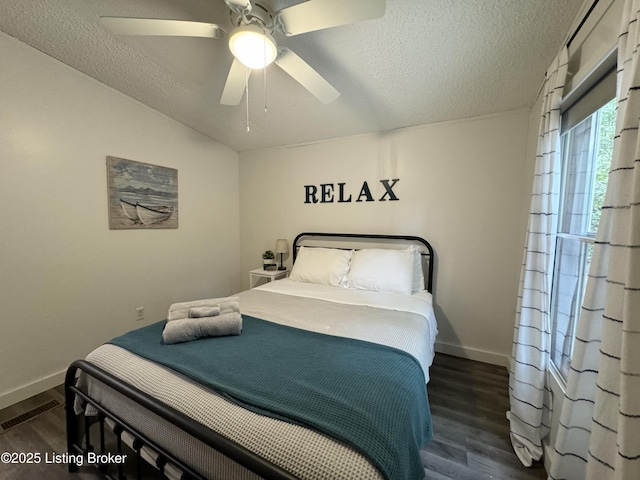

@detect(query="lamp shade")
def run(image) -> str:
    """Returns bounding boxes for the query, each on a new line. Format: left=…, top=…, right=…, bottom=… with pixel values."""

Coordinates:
left=275, top=239, right=289, bottom=254
left=228, top=24, right=277, bottom=70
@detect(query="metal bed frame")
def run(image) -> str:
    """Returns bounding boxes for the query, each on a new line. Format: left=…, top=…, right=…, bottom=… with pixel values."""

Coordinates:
left=65, top=232, right=435, bottom=479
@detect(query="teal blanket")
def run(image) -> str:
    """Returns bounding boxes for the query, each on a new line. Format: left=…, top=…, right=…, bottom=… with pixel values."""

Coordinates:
left=108, top=316, right=432, bottom=480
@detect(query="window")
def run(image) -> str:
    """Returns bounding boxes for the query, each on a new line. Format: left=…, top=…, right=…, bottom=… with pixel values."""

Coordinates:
left=550, top=69, right=616, bottom=381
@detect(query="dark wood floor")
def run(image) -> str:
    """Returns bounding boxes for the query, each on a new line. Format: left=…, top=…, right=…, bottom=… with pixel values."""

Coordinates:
left=421, top=354, right=546, bottom=479
left=0, top=353, right=546, bottom=480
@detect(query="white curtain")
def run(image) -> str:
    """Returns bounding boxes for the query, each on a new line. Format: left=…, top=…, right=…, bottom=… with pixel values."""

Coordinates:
left=549, top=1, right=640, bottom=478
left=508, top=48, right=568, bottom=466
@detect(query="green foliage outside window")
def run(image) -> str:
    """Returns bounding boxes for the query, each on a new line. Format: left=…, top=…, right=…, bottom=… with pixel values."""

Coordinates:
left=591, top=98, right=616, bottom=233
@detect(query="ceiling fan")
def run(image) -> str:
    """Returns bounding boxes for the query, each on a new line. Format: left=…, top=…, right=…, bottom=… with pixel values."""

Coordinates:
left=100, top=0, right=386, bottom=106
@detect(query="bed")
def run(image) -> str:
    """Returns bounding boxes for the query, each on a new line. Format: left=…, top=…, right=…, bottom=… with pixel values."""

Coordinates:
left=65, top=232, right=437, bottom=480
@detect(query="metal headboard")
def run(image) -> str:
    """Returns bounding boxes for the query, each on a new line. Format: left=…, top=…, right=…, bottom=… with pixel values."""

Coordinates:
left=292, top=232, right=434, bottom=293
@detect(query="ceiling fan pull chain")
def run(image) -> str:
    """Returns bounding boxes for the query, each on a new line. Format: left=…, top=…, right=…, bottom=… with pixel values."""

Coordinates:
left=263, top=26, right=268, bottom=116
left=245, top=65, right=250, bottom=133
left=264, top=67, right=268, bottom=116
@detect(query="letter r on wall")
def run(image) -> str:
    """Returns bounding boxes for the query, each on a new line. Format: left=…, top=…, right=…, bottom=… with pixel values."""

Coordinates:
left=304, top=185, right=318, bottom=204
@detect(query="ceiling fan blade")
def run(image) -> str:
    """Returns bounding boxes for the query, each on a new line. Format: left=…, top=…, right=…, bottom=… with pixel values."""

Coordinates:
left=99, top=17, right=226, bottom=38
left=220, top=58, right=251, bottom=105
left=275, top=48, right=339, bottom=104
left=276, top=0, right=385, bottom=36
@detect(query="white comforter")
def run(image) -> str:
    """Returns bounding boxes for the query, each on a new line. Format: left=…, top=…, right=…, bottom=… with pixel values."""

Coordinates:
left=77, top=280, right=438, bottom=480
left=247, top=279, right=438, bottom=377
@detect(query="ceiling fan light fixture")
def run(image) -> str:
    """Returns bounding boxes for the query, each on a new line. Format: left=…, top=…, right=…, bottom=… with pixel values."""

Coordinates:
left=229, top=24, right=277, bottom=70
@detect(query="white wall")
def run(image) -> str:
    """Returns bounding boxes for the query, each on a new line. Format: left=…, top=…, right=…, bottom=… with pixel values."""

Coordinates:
left=0, top=32, right=241, bottom=409
left=239, top=110, right=531, bottom=364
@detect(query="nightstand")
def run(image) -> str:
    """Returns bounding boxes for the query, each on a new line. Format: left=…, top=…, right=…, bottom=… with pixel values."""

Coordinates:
left=249, top=268, right=290, bottom=288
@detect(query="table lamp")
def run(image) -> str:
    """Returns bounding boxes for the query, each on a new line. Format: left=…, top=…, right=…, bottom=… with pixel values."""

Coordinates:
left=275, top=239, right=289, bottom=271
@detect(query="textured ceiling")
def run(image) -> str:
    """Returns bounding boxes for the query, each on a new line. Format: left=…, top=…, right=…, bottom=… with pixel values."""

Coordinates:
left=0, top=0, right=584, bottom=152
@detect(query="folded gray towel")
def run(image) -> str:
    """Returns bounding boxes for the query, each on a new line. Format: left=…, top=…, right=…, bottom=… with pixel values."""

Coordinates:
left=168, top=296, right=239, bottom=322
left=219, top=300, right=240, bottom=315
left=189, top=306, right=221, bottom=318
left=162, top=312, right=242, bottom=344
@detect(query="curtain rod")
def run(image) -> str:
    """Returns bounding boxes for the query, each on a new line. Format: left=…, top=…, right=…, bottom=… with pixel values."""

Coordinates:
left=567, top=0, right=600, bottom=47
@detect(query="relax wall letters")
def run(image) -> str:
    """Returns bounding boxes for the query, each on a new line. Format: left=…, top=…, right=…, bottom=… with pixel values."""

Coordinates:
left=304, top=179, right=399, bottom=204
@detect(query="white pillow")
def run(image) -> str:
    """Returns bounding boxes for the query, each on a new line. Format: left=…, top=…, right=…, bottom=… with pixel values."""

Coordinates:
left=411, top=246, right=426, bottom=292
left=345, top=247, right=414, bottom=295
left=290, top=247, right=352, bottom=287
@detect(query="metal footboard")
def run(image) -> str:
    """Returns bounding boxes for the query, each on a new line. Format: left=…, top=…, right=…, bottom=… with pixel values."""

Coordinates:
left=65, top=360, right=298, bottom=480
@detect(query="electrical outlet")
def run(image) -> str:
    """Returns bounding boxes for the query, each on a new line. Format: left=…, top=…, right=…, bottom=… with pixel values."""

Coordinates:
left=136, top=306, right=145, bottom=322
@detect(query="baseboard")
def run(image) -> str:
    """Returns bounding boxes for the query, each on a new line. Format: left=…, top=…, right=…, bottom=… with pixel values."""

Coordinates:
left=434, top=341, right=510, bottom=369
left=0, top=370, right=66, bottom=411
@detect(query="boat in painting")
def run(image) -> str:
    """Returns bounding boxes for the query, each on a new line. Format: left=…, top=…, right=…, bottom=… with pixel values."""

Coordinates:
left=120, top=199, right=139, bottom=221
left=120, top=199, right=175, bottom=225
left=136, top=203, right=175, bottom=225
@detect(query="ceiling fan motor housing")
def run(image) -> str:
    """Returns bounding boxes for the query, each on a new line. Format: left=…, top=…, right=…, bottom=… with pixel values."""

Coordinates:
left=229, top=2, right=274, bottom=32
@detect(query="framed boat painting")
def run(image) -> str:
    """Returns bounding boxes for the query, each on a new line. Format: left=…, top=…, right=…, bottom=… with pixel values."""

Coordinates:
left=106, top=156, right=178, bottom=230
